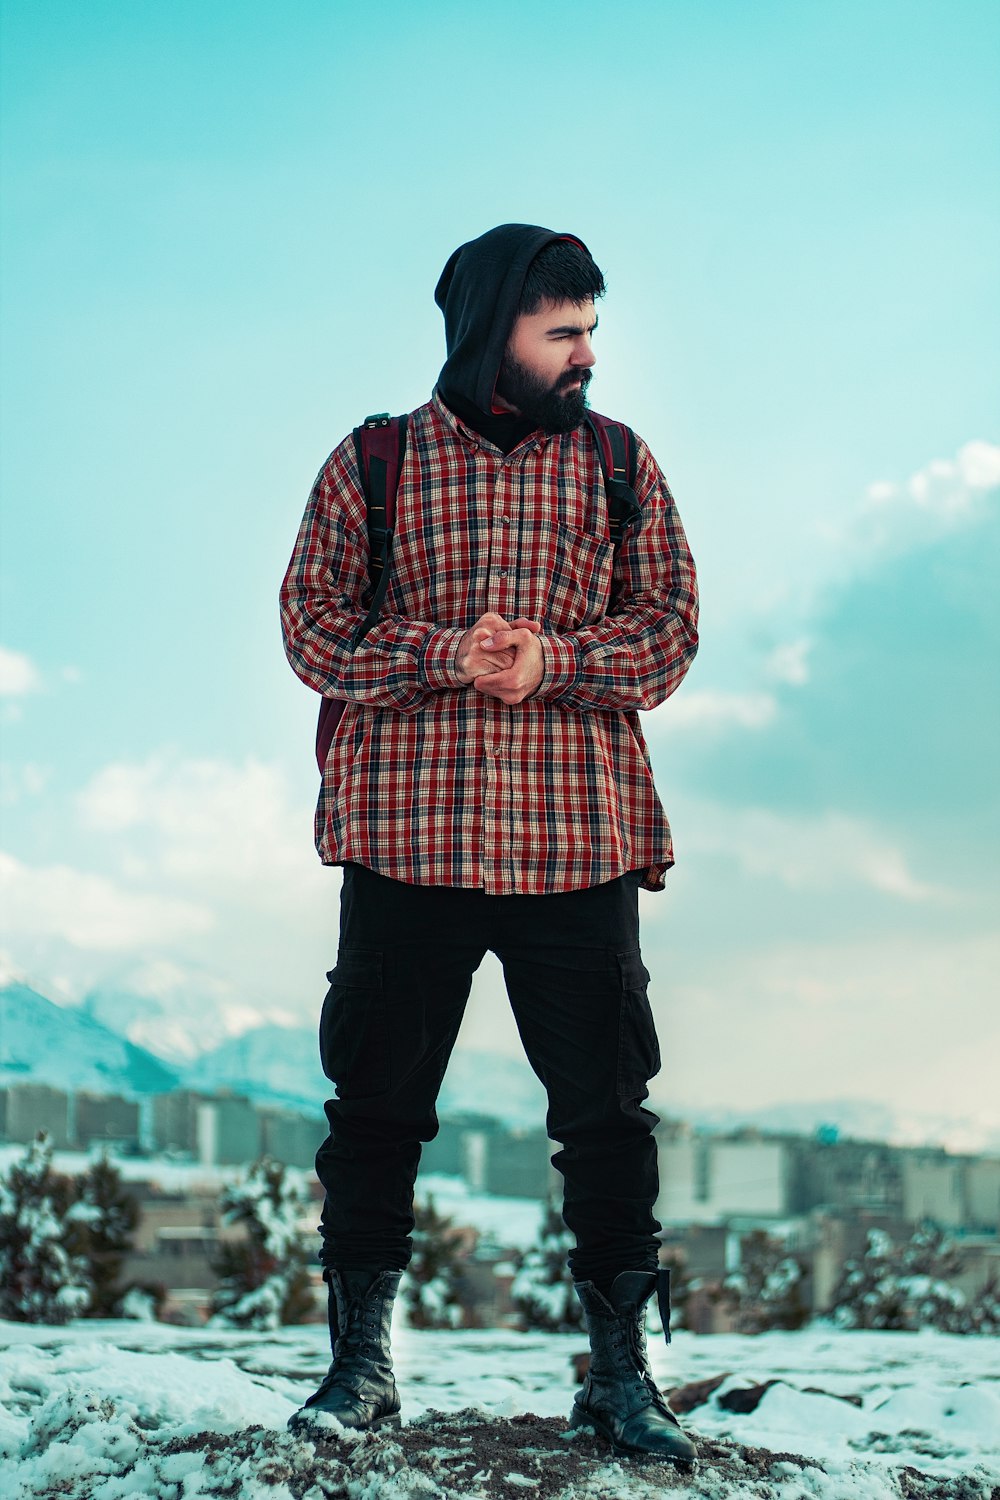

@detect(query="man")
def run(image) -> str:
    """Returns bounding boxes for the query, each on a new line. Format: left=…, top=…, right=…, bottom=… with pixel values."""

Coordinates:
left=280, top=224, right=699, bottom=1462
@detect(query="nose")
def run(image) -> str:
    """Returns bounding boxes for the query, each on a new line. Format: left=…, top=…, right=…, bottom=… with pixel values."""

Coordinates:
left=570, top=334, right=596, bottom=369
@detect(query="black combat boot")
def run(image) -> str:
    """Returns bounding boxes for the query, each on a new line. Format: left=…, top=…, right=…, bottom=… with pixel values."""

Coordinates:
left=570, top=1269, right=697, bottom=1463
left=288, top=1268, right=402, bottom=1435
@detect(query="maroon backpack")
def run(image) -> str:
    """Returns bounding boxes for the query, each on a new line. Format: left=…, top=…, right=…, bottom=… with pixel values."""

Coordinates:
left=315, top=410, right=641, bottom=771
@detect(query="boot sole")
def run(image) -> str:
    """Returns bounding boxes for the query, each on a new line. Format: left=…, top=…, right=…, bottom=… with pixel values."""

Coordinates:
left=569, top=1407, right=697, bottom=1466
left=288, top=1409, right=402, bottom=1436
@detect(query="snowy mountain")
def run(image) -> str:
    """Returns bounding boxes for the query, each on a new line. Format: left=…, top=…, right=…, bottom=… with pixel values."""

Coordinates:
left=80, top=961, right=292, bottom=1064
left=0, top=983, right=547, bottom=1127
left=677, top=1097, right=1000, bottom=1155
left=182, top=1024, right=329, bottom=1112
left=4, top=976, right=998, bottom=1152
left=0, top=982, right=179, bottom=1097
left=182, top=1026, right=549, bottom=1125
left=436, top=1048, right=547, bottom=1128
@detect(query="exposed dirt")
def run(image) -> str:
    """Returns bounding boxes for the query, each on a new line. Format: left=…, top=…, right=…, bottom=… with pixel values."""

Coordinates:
left=140, top=1409, right=997, bottom=1500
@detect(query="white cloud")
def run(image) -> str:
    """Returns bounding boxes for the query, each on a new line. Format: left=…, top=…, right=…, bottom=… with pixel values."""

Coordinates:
left=765, top=638, right=811, bottom=686
left=825, top=438, right=1000, bottom=566
left=648, top=688, right=778, bottom=735
left=698, top=437, right=999, bottom=700
left=78, top=754, right=315, bottom=896
left=865, top=440, right=1000, bottom=522
left=1, top=753, right=334, bottom=1026
left=0, top=646, right=40, bottom=696
left=957, top=439, right=1000, bottom=489
left=0, top=850, right=213, bottom=952
left=0, top=763, right=50, bottom=806
left=681, top=800, right=948, bottom=902
left=655, top=930, right=1000, bottom=1125
left=63, top=752, right=334, bottom=1018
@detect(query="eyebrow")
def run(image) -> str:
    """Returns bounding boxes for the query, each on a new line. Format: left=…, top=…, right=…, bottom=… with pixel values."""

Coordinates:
left=546, top=315, right=599, bottom=336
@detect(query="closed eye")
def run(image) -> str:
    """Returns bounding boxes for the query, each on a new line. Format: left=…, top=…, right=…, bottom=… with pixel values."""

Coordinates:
left=547, top=317, right=599, bottom=339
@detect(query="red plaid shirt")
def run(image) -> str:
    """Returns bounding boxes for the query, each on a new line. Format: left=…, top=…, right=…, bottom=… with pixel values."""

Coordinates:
left=280, top=394, right=698, bottom=894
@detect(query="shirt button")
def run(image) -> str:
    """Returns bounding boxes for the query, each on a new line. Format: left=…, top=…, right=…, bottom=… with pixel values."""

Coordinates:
left=501, top=515, right=511, bottom=525
left=498, top=570, right=508, bottom=578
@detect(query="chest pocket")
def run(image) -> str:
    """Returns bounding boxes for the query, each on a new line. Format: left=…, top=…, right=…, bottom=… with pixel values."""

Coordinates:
left=529, top=519, right=614, bottom=631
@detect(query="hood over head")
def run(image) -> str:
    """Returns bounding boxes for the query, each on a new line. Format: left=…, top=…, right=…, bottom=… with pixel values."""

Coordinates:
left=434, top=222, right=590, bottom=417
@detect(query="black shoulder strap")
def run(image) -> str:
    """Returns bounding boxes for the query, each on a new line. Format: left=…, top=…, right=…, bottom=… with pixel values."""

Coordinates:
left=583, top=411, right=642, bottom=546
left=316, top=412, right=409, bottom=772
left=352, top=412, right=409, bottom=645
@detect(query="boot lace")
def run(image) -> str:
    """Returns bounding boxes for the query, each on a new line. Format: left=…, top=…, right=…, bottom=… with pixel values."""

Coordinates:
left=610, top=1308, right=672, bottom=1413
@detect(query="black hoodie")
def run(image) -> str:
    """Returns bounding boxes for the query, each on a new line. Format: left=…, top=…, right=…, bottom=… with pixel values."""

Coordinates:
left=434, top=222, right=589, bottom=448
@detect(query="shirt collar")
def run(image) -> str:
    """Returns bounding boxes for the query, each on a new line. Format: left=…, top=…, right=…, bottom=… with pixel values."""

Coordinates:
left=430, top=390, right=551, bottom=458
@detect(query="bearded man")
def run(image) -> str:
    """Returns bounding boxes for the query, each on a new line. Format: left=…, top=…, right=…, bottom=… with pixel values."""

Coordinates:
left=280, top=224, right=699, bottom=1462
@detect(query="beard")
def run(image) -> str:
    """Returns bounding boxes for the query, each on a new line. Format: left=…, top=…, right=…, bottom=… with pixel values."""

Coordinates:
left=495, top=351, right=593, bottom=433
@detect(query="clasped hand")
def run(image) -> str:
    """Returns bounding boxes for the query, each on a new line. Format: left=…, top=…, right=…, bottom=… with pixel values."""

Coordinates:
left=455, top=612, right=545, bottom=705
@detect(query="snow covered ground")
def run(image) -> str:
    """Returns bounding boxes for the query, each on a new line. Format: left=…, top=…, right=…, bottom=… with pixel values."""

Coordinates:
left=2, top=1317, right=997, bottom=1498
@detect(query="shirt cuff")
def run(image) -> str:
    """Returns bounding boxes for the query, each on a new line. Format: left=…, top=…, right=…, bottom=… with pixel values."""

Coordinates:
left=418, top=627, right=466, bottom=690
left=534, top=633, right=579, bottom=699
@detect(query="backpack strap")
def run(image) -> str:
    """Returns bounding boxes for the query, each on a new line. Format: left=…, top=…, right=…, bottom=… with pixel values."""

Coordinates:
left=352, top=411, right=410, bottom=645
left=315, top=412, right=409, bottom=770
left=583, top=411, right=642, bottom=546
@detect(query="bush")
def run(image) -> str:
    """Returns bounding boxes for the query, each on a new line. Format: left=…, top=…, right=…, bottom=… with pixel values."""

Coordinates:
left=724, top=1229, right=809, bottom=1334
left=829, top=1224, right=993, bottom=1333
left=64, top=1156, right=141, bottom=1317
left=0, top=1134, right=90, bottom=1323
left=209, top=1157, right=314, bottom=1329
left=511, top=1204, right=582, bottom=1332
left=403, top=1196, right=466, bottom=1329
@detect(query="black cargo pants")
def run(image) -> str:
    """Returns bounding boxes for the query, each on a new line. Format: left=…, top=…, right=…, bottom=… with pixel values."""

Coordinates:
left=315, top=863, right=663, bottom=1286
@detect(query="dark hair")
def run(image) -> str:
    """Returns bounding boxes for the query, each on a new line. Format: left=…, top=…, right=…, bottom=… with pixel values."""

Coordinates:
left=518, top=240, right=606, bottom=316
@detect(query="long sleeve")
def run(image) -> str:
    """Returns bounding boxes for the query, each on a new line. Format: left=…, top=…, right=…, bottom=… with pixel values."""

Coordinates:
left=279, top=441, right=466, bottom=713
left=289, top=397, right=686, bottom=891
left=534, top=439, right=699, bottom=712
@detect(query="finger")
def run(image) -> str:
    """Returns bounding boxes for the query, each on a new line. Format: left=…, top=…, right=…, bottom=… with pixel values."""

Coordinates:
left=501, top=628, right=540, bottom=651
left=481, top=626, right=537, bottom=651
left=508, top=618, right=543, bottom=634
left=474, top=667, right=513, bottom=689
left=471, top=651, right=515, bottom=673
left=475, top=678, right=517, bottom=702
left=477, top=678, right=525, bottom=704
left=476, top=612, right=510, bottom=635
left=477, top=665, right=521, bottom=693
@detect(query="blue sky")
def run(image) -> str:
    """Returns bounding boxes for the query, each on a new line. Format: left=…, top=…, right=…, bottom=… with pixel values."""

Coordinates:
left=1, top=0, right=998, bottom=1140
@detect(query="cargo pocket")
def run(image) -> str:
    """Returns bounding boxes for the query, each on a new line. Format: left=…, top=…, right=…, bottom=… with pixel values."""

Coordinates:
left=318, top=948, right=390, bottom=1098
left=616, top=950, right=661, bottom=1098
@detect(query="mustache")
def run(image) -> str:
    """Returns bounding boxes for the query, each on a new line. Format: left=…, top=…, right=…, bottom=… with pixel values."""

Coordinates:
left=557, top=368, right=593, bottom=392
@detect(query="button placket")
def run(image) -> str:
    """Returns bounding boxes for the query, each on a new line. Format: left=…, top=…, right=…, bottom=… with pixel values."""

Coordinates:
left=491, top=469, right=513, bottom=605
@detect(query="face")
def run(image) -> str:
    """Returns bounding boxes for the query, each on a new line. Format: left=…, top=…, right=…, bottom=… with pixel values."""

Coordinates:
left=494, top=298, right=598, bottom=433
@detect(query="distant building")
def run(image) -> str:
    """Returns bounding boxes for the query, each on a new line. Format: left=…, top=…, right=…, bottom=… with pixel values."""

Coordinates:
left=151, top=1090, right=204, bottom=1155
left=75, top=1091, right=140, bottom=1151
left=787, top=1137, right=903, bottom=1217
left=707, top=1138, right=788, bottom=1218
left=656, top=1127, right=790, bottom=1224
left=196, top=1094, right=261, bottom=1166
left=462, top=1126, right=553, bottom=1199
left=421, top=1114, right=501, bottom=1177
left=657, top=1126, right=703, bottom=1223
left=0, top=1083, right=71, bottom=1148
left=965, top=1159, right=1000, bottom=1232
left=901, top=1154, right=965, bottom=1230
left=259, top=1107, right=325, bottom=1170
